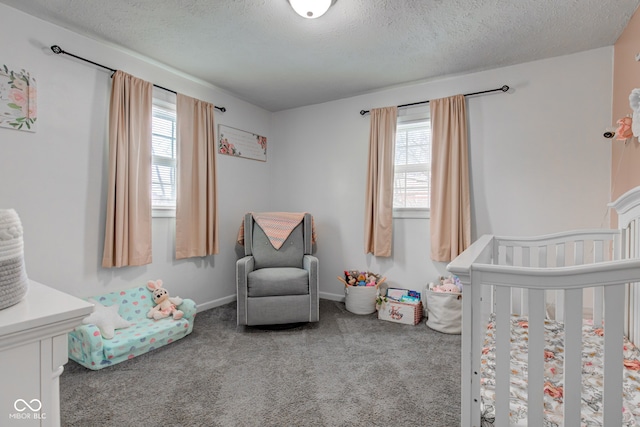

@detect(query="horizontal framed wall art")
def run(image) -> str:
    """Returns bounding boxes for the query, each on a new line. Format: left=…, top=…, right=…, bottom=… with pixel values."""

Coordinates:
left=218, top=124, right=266, bottom=162
left=0, top=64, right=37, bottom=132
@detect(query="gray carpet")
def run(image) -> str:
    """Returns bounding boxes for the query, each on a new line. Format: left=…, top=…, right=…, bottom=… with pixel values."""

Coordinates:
left=60, top=299, right=461, bottom=426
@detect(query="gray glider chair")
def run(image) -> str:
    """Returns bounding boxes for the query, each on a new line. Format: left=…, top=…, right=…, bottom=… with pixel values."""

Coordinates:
left=237, top=213, right=319, bottom=326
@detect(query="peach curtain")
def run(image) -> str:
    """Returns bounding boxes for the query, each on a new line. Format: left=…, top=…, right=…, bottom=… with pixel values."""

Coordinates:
left=175, top=93, right=219, bottom=259
left=364, top=106, right=397, bottom=257
left=102, top=71, right=153, bottom=267
left=429, top=94, right=471, bottom=262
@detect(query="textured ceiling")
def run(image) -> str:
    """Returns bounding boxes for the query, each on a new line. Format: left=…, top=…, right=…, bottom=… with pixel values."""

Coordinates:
left=2, top=0, right=639, bottom=111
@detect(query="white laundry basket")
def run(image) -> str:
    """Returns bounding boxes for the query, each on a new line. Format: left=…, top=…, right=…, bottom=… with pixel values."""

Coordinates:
left=424, top=289, right=462, bottom=334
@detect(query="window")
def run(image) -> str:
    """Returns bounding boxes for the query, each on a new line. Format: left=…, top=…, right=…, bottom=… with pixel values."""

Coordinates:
left=151, top=98, right=177, bottom=216
left=393, top=112, right=431, bottom=218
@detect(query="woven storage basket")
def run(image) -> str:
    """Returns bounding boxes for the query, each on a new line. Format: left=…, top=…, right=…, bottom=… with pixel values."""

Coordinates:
left=344, top=284, right=378, bottom=315
left=338, top=272, right=386, bottom=315
left=0, top=209, right=28, bottom=310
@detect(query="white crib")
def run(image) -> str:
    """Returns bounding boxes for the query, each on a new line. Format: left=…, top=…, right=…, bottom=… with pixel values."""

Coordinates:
left=447, top=185, right=640, bottom=427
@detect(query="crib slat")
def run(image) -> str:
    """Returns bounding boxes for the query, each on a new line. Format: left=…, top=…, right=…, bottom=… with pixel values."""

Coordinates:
left=614, top=231, right=621, bottom=261
left=593, top=242, right=604, bottom=326
left=563, top=288, right=582, bottom=426
left=625, top=226, right=632, bottom=342
left=522, top=247, right=531, bottom=266
left=629, top=222, right=639, bottom=345
left=603, top=284, right=624, bottom=427
left=574, top=241, right=584, bottom=265
left=633, top=281, right=640, bottom=347
left=556, top=243, right=565, bottom=266
left=538, top=246, right=547, bottom=267
left=495, top=286, right=511, bottom=427
left=528, top=289, right=545, bottom=426
left=595, top=240, right=604, bottom=262
left=521, top=248, right=530, bottom=316
left=624, top=283, right=638, bottom=344
left=552, top=244, right=566, bottom=321
left=632, top=224, right=636, bottom=343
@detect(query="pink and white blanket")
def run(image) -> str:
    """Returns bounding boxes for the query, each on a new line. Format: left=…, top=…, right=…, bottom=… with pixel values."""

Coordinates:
left=237, top=212, right=316, bottom=250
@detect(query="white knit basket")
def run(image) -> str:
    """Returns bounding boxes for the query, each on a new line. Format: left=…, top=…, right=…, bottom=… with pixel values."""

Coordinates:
left=344, top=285, right=378, bottom=315
left=0, top=209, right=28, bottom=310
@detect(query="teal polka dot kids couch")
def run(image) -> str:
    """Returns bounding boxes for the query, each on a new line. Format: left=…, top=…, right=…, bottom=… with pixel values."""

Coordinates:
left=68, top=285, right=197, bottom=370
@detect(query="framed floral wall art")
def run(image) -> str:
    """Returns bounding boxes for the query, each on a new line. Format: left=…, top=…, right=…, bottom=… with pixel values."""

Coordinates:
left=0, top=64, right=37, bottom=132
left=218, top=124, right=266, bottom=161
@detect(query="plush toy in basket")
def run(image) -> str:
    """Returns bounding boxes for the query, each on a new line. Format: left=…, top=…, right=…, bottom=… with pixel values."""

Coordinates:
left=431, top=275, right=462, bottom=293
left=338, top=270, right=386, bottom=315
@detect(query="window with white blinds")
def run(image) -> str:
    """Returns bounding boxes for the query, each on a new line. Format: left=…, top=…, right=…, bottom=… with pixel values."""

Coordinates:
left=393, top=115, right=431, bottom=217
left=151, top=101, right=177, bottom=210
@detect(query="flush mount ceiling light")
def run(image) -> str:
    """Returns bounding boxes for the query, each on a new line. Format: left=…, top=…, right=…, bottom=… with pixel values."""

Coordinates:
left=288, top=0, right=333, bottom=19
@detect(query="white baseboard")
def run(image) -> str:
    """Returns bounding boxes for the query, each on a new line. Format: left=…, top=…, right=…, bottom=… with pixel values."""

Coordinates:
left=197, top=294, right=237, bottom=312
left=320, top=291, right=345, bottom=302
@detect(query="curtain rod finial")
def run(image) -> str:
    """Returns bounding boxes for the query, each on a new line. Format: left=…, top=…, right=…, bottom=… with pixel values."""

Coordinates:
left=501, top=85, right=509, bottom=92
left=360, top=110, right=368, bottom=116
left=51, top=45, right=63, bottom=55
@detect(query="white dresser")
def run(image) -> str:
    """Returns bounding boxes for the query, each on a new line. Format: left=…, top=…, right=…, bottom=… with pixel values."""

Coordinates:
left=0, top=280, right=93, bottom=427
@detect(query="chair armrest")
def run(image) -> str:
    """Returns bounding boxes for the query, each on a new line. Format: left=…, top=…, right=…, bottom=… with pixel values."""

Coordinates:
left=237, top=256, right=255, bottom=284
left=303, top=254, right=318, bottom=275
left=236, top=255, right=255, bottom=325
left=303, top=254, right=319, bottom=322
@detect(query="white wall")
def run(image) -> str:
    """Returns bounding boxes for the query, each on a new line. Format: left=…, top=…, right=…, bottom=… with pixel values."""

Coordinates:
left=0, top=4, right=274, bottom=309
left=272, top=47, right=613, bottom=299
left=0, top=4, right=613, bottom=306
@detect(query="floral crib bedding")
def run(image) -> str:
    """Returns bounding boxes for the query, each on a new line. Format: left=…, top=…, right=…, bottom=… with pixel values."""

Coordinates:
left=480, top=315, right=640, bottom=426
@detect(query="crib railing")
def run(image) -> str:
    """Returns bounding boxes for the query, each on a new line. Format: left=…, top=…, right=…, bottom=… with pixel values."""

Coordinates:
left=494, top=229, right=620, bottom=324
left=611, top=187, right=640, bottom=350
left=448, top=229, right=640, bottom=427
left=624, top=218, right=640, bottom=347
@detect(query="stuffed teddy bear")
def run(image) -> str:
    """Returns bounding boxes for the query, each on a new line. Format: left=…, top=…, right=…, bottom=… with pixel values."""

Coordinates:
left=146, top=280, right=184, bottom=320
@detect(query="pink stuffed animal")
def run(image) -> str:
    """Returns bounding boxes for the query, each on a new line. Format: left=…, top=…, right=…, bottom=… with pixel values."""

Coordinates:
left=433, top=277, right=460, bottom=293
left=433, top=282, right=460, bottom=293
left=146, top=280, right=184, bottom=320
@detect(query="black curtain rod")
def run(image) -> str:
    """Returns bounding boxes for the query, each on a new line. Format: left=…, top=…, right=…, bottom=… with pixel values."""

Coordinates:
left=359, top=85, right=510, bottom=116
left=50, top=45, right=226, bottom=113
